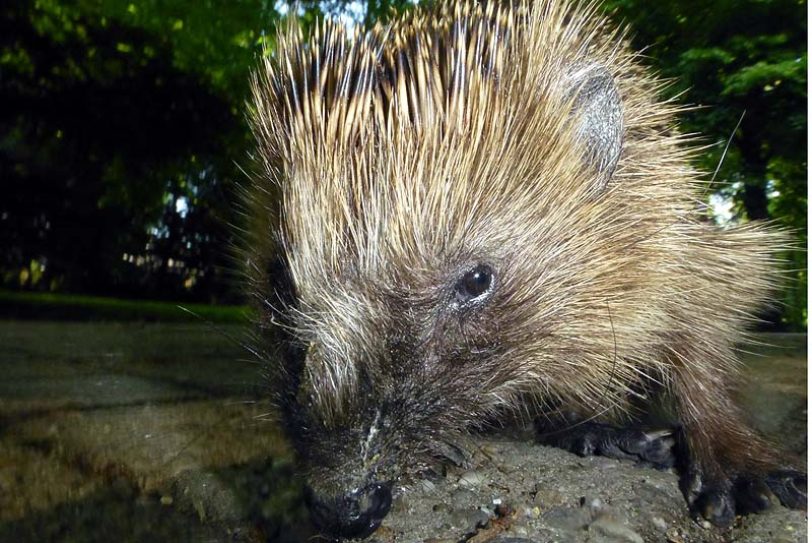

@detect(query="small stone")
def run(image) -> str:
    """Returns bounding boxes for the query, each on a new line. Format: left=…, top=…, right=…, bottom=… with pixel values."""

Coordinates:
left=651, top=516, right=668, bottom=531
left=458, top=470, right=487, bottom=488
left=450, top=487, right=478, bottom=508
left=419, top=478, right=436, bottom=492
left=590, top=516, right=644, bottom=543
left=449, top=507, right=490, bottom=531
left=665, top=527, right=684, bottom=543
left=524, top=505, right=541, bottom=519
left=587, top=497, right=604, bottom=516
left=532, top=506, right=541, bottom=518
left=473, top=507, right=492, bottom=526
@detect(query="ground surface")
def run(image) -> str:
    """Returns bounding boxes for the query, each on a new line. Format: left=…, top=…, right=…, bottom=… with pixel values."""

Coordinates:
left=0, top=322, right=806, bottom=542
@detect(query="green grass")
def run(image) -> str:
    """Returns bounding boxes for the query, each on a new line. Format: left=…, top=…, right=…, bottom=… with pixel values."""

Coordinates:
left=0, top=289, right=252, bottom=323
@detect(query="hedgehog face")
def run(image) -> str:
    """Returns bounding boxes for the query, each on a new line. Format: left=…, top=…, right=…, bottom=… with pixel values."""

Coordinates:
left=249, top=0, right=636, bottom=537
left=278, top=258, right=513, bottom=537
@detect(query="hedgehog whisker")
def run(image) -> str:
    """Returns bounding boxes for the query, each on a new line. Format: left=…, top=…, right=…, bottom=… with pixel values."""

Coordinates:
left=704, top=110, right=746, bottom=198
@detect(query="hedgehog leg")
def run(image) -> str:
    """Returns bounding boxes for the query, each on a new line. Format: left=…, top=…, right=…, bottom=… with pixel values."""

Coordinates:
left=675, top=428, right=807, bottom=526
left=676, top=434, right=807, bottom=525
left=537, top=420, right=676, bottom=469
left=671, top=364, right=807, bottom=526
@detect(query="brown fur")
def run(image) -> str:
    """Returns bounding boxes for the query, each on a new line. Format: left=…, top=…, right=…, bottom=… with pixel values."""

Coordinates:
left=245, top=0, right=798, bottom=530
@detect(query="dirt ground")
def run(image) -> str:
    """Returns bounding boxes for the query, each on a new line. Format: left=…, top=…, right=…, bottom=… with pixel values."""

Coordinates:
left=0, top=322, right=806, bottom=542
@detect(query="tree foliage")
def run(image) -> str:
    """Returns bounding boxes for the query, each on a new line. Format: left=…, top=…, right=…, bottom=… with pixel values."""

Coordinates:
left=1, top=0, right=279, bottom=301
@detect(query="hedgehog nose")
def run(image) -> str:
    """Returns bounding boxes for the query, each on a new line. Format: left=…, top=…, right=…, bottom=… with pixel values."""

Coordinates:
left=306, top=482, right=393, bottom=538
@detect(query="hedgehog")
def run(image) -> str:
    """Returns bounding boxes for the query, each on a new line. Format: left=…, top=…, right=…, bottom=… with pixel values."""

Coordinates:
left=245, top=0, right=807, bottom=538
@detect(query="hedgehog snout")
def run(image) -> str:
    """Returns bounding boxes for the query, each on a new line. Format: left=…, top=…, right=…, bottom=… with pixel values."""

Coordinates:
left=305, top=481, right=393, bottom=538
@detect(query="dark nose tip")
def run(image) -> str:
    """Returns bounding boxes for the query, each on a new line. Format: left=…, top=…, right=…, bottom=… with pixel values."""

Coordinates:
left=306, top=482, right=393, bottom=538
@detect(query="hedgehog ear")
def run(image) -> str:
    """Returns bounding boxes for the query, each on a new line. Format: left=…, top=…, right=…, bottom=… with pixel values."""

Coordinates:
left=565, top=64, right=623, bottom=194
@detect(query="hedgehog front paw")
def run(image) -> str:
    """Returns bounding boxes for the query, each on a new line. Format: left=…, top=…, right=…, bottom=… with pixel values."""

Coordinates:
left=683, top=468, right=807, bottom=527
left=539, top=422, right=676, bottom=469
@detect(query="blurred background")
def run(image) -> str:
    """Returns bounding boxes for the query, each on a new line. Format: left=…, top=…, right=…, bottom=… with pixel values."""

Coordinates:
left=0, top=0, right=806, bottom=541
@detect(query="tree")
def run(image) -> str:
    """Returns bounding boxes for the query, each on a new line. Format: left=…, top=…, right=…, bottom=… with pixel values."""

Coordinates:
left=0, top=0, right=281, bottom=301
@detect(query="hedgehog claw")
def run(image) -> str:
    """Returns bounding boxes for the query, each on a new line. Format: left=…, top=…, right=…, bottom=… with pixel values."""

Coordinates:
left=694, top=486, right=736, bottom=527
left=539, top=422, right=676, bottom=469
left=765, top=469, right=807, bottom=510
left=733, top=475, right=774, bottom=514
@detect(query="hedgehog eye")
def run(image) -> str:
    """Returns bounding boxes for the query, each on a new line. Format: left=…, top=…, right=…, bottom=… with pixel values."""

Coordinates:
left=455, top=264, right=494, bottom=304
